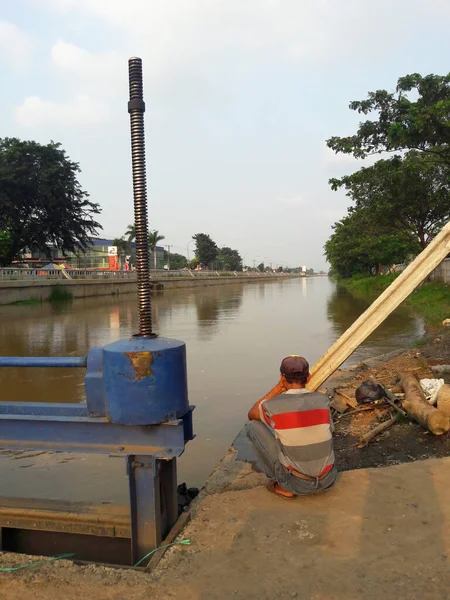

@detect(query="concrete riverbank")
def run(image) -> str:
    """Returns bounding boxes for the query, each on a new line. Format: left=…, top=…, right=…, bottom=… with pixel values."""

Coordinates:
left=2, top=454, right=450, bottom=599
left=0, top=274, right=302, bottom=305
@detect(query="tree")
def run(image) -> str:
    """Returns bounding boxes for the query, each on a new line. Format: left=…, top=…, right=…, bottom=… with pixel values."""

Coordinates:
left=324, top=209, right=418, bottom=278
left=217, top=247, right=242, bottom=271
left=257, top=262, right=265, bottom=272
left=125, top=224, right=136, bottom=242
left=167, top=252, right=187, bottom=270
left=329, top=151, right=450, bottom=249
left=0, top=138, right=101, bottom=266
left=112, top=237, right=130, bottom=269
left=0, top=231, right=12, bottom=265
left=148, top=230, right=165, bottom=271
left=327, top=73, right=450, bottom=164
left=192, top=233, right=218, bottom=268
left=189, top=257, right=199, bottom=270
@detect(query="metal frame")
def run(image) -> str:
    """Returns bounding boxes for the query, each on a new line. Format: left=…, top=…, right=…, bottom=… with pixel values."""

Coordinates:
left=0, top=355, right=194, bottom=565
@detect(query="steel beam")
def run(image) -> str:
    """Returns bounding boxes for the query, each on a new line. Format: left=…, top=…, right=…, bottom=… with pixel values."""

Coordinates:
left=0, top=402, right=88, bottom=418
left=308, top=222, right=450, bottom=391
left=0, top=357, right=86, bottom=368
left=128, top=455, right=161, bottom=565
left=0, top=412, right=193, bottom=457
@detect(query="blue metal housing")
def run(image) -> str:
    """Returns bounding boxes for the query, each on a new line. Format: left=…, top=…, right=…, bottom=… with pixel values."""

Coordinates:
left=101, top=337, right=189, bottom=425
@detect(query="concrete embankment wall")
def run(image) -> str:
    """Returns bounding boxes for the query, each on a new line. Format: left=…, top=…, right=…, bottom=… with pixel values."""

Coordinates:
left=0, top=275, right=302, bottom=305
left=431, top=258, right=450, bottom=284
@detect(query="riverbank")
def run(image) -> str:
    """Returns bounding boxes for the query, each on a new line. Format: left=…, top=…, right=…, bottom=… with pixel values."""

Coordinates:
left=337, top=273, right=450, bottom=327
left=3, top=456, right=450, bottom=599
left=0, top=274, right=302, bottom=305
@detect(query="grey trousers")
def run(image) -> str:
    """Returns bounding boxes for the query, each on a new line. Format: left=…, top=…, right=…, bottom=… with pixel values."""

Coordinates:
left=245, top=420, right=337, bottom=496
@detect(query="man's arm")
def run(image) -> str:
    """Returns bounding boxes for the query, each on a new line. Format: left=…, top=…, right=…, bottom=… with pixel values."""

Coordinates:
left=247, top=380, right=286, bottom=421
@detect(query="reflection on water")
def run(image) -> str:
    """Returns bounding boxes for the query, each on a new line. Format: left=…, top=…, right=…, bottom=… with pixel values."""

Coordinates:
left=0, top=278, right=423, bottom=500
left=327, top=285, right=424, bottom=365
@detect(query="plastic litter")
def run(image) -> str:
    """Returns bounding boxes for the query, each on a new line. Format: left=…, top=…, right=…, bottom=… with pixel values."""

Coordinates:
left=420, top=379, right=445, bottom=405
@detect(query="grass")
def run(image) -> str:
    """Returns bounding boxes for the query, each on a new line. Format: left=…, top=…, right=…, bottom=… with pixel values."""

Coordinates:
left=339, top=274, right=450, bottom=327
left=8, top=299, right=42, bottom=306
left=48, top=285, right=73, bottom=303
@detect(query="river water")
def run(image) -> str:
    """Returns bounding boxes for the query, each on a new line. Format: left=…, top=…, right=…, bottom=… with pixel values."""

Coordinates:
left=0, top=277, right=423, bottom=502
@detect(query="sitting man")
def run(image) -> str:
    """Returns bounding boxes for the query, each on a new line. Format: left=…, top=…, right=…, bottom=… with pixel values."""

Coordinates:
left=246, top=355, right=337, bottom=499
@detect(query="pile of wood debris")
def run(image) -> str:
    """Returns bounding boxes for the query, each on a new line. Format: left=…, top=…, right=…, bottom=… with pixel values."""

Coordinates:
left=330, top=368, right=450, bottom=450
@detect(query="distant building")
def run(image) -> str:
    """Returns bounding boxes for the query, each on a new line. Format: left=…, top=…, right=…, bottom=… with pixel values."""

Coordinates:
left=25, top=238, right=165, bottom=270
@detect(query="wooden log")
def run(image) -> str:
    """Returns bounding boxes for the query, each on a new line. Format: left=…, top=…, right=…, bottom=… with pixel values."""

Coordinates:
left=400, top=374, right=450, bottom=435
left=437, top=384, right=450, bottom=418
left=357, top=417, right=396, bottom=448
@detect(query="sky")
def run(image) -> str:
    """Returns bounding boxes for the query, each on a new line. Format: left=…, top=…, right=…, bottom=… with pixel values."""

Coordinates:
left=1, top=1, right=449, bottom=270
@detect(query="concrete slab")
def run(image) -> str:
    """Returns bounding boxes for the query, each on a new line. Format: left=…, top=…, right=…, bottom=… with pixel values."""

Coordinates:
left=2, top=457, right=450, bottom=599
left=152, top=456, right=450, bottom=599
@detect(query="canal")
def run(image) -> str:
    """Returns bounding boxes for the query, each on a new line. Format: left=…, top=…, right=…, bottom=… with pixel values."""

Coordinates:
left=0, top=277, right=423, bottom=502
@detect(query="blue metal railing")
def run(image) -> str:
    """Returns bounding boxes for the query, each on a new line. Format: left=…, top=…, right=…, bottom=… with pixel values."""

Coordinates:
left=0, top=357, right=87, bottom=368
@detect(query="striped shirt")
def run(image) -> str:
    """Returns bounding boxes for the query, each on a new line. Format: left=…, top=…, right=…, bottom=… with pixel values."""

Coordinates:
left=259, top=389, right=334, bottom=478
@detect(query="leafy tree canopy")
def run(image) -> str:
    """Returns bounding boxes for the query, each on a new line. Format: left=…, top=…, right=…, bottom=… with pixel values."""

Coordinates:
left=327, top=73, right=450, bottom=164
left=148, top=229, right=165, bottom=250
left=324, top=209, right=419, bottom=278
left=0, top=138, right=101, bottom=266
left=125, top=224, right=135, bottom=242
left=217, top=246, right=242, bottom=271
left=330, top=151, right=450, bottom=249
left=192, top=233, right=218, bottom=267
left=167, top=252, right=187, bottom=270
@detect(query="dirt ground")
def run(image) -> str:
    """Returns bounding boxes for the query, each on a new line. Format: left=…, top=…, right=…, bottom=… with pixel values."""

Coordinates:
left=3, top=457, right=450, bottom=599
left=332, top=327, right=450, bottom=472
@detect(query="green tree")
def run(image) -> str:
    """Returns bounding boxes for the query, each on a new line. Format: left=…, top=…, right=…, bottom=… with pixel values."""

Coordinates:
left=167, top=252, right=187, bottom=270
left=324, top=209, right=418, bottom=278
left=330, top=151, right=450, bottom=249
left=0, top=231, right=12, bottom=265
left=112, top=237, right=130, bottom=269
left=192, top=233, right=218, bottom=268
left=0, top=138, right=101, bottom=266
left=217, top=247, right=242, bottom=271
left=148, top=230, right=165, bottom=271
left=189, top=257, right=199, bottom=270
left=327, top=73, right=450, bottom=164
left=257, top=262, right=265, bottom=272
left=125, top=224, right=136, bottom=242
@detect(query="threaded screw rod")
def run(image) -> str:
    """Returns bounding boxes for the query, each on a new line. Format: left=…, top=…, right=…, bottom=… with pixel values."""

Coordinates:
left=128, top=57, right=152, bottom=336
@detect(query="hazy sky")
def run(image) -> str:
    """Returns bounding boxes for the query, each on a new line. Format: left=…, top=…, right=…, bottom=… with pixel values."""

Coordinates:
left=1, top=1, right=449, bottom=269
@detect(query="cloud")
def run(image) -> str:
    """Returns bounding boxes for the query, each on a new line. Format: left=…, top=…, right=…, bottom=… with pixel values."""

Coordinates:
left=15, top=94, right=108, bottom=128
left=38, top=0, right=416, bottom=75
left=51, top=40, right=123, bottom=80
left=0, top=21, right=33, bottom=69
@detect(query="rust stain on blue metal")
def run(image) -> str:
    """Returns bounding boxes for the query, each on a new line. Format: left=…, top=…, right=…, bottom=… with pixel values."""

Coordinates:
left=125, top=352, right=153, bottom=380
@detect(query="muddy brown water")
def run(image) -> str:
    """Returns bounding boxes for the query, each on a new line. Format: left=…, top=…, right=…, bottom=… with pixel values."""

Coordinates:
left=0, top=277, right=423, bottom=502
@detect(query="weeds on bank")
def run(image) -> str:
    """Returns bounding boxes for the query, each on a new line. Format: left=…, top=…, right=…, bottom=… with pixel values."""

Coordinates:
left=48, top=285, right=73, bottom=303
left=339, top=275, right=449, bottom=327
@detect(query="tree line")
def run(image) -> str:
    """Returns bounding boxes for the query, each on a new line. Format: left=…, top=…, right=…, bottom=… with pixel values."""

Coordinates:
left=325, top=73, right=450, bottom=278
left=112, top=229, right=245, bottom=271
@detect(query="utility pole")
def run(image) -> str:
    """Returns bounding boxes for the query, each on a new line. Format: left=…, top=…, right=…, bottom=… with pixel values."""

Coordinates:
left=187, top=240, right=193, bottom=262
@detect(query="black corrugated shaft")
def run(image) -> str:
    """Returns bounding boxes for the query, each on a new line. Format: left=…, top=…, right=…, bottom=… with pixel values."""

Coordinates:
left=128, top=57, right=152, bottom=336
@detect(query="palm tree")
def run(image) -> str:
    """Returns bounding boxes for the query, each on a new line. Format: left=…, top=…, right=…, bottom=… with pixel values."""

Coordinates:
left=125, top=224, right=136, bottom=242
left=148, top=230, right=165, bottom=271
left=112, top=237, right=130, bottom=269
